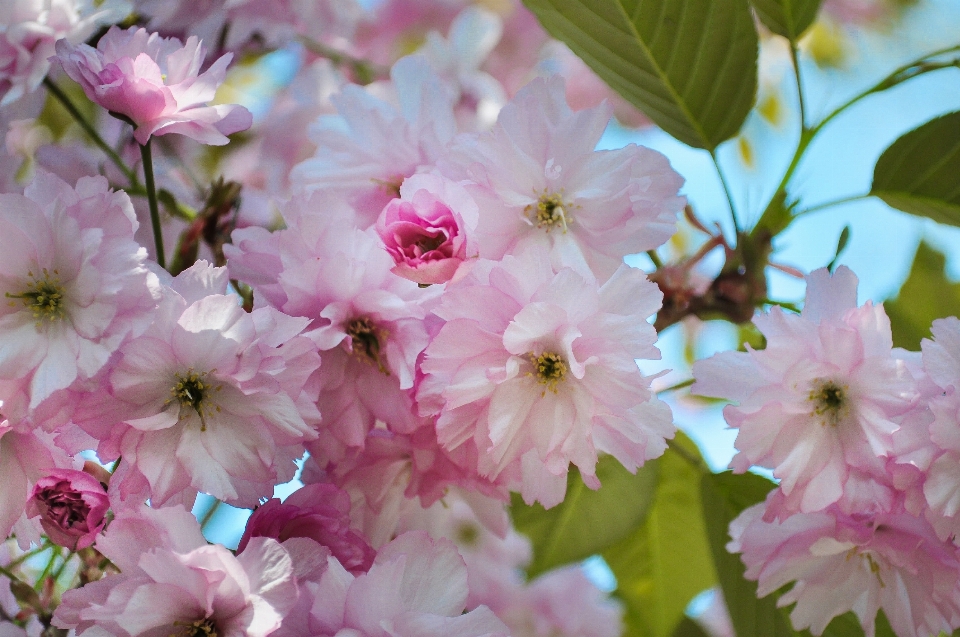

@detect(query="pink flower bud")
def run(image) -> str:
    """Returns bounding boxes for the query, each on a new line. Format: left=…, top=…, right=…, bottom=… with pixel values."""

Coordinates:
left=237, top=483, right=375, bottom=574
left=376, top=173, right=478, bottom=285
left=26, top=469, right=109, bottom=550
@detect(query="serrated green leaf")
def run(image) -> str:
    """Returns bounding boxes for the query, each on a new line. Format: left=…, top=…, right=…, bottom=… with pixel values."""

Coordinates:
left=604, top=433, right=717, bottom=637
left=871, top=111, right=960, bottom=226
left=521, top=0, right=758, bottom=149
left=749, top=0, right=823, bottom=40
left=701, top=472, right=791, bottom=637
left=511, top=455, right=660, bottom=577
left=885, top=242, right=960, bottom=349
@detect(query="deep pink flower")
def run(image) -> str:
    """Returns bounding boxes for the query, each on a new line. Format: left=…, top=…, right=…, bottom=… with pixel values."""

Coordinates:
left=54, top=26, right=252, bottom=145
left=25, top=468, right=108, bottom=550
left=238, top=483, right=375, bottom=574
left=376, top=173, right=479, bottom=285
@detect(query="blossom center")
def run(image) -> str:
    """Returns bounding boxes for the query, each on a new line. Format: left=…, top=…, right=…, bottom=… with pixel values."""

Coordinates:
left=6, top=269, right=67, bottom=324
left=415, top=232, right=446, bottom=254
left=170, top=370, right=220, bottom=432
left=808, top=378, right=849, bottom=427
left=526, top=192, right=571, bottom=232
left=530, top=351, right=567, bottom=393
left=172, top=617, right=218, bottom=637
left=347, top=317, right=389, bottom=375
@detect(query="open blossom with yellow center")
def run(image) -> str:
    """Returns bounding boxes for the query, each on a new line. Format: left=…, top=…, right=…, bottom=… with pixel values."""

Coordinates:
left=439, top=75, right=685, bottom=282
left=80, top=263, right=320, bottom=508
left=0, top=172, right=154, bottom=418
left=419, top=246, right=673, bottom=508
left=693, top=266, right=919, bottom=519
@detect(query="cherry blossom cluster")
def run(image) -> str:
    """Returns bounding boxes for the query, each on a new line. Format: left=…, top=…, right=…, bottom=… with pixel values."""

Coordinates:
left=694, top=267, right=960, bottom=637
left=0, top=0, right=691, bottom=634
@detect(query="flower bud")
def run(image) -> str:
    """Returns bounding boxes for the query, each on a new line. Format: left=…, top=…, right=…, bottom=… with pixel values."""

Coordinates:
left=375, top=173, right=478, bottom=285
left=26, top=469, right=109, bottom=550
left=237, top=483, right=374, bottom=573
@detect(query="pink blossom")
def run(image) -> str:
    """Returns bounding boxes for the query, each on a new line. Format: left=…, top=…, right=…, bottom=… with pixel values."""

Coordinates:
left=54, top=505, right=298, bottom=637
left=315, top=426, right=508, bottom=547
left=227, top=193, right=435, bottom=462
left=306, top=530, right=510, bottom=637
left=376, top=172, right=479, bottom=285
left=692, top=266, right=918, bottom=518
left=729, top=500, right=960, bottom=637
left=418, top=246, right=673, bottom=507
left=133, top=0, right=363, bottom=51
left=54, top=26, right=252, bottom=145
left=0, top=422, right=69, bottom=545
left=25, top=468, right=108, bottom=550
left=0, top=0, right=126, bottom=105
left=0, top=171, right=155, bottom=418
left=73, top=262, right=321, bottom=507
left=238, top=482, right=375, bottom=574
left=438, top=74, right=684, bottom=281
left=291, top=55, right=458, bottom=225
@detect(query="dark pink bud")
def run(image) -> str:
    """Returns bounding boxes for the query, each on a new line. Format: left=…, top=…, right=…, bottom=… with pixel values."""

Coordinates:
left=375, top=173, right=478, bottom=285
left=238, top=483, right=375, bottom=574
left=26, top=469, right=109, bottom=550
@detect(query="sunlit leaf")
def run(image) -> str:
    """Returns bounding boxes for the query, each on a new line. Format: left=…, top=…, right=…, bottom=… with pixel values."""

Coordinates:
left=604, top=433, right=717, bottom=637
left=885, top=242, right=960, bottom=349
left=672, top=617, right=710, bottom=637
left=749, top=0, right=822, bottom=40
left=511, top=456, right=660, bottom=577
left=521, top=0, right=758, bottom=149
left=871, top=111, right=960, bottom=226
left=701, top=471, right=790, bottom=637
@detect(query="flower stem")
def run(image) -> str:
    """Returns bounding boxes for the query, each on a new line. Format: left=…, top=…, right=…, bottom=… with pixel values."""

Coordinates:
left=42, top=77, right=138, bottom=186
left=790, top=43, right=807, bottom=131
left=793, top=194, right=872, bottom=217
left=139, top=140, right=166, bottom=270
left=710, top=149, right=740, bottom=238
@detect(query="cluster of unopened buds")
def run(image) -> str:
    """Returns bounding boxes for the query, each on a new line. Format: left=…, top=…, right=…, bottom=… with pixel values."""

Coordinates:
left=0, top=0, right=951, bottom=636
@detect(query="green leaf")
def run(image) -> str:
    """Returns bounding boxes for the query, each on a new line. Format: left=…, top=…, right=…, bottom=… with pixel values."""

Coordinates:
left=827, top=226, right=851, bottom=272
left=511, top=455, right=659, bottom=577
left=885, top=242, right=960, bottom=349
left=871, top=111, right=960, bottom=226
left=521, top=0, right=758, bottom=149
left=701, top=471, right=792, bottom=637
left=672, top=617, right=710, bottom=637
left=604, top=433, right=717, bottom=637
left=748, top=0, right=822, bottom=40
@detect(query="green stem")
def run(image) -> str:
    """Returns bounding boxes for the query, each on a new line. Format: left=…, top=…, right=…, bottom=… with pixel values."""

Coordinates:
left=710, top=149, right=740, bottom=236
left=199, top=499, right=222, bottom=531
left=646, top=250, right=664, bottom=269
left=790, top=43, right=807, bottom=131
left=139, top=140, right=166, bottom=270
left=297, top=37, right=389, bottom=83
left=666, top=438, right=709, bottom=473
left=657, top=378, right=695, bottom=396
left=42, top=78, right=138, bottom=185
left=0, top=564, right=22, bottom=584
left=8, top=542, right=51, bottom=569
left=756, top=45, right=960, bottom=235
left=34, top=546, right=60, bottom=591
left=794, top=194, right=872, bottom=217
